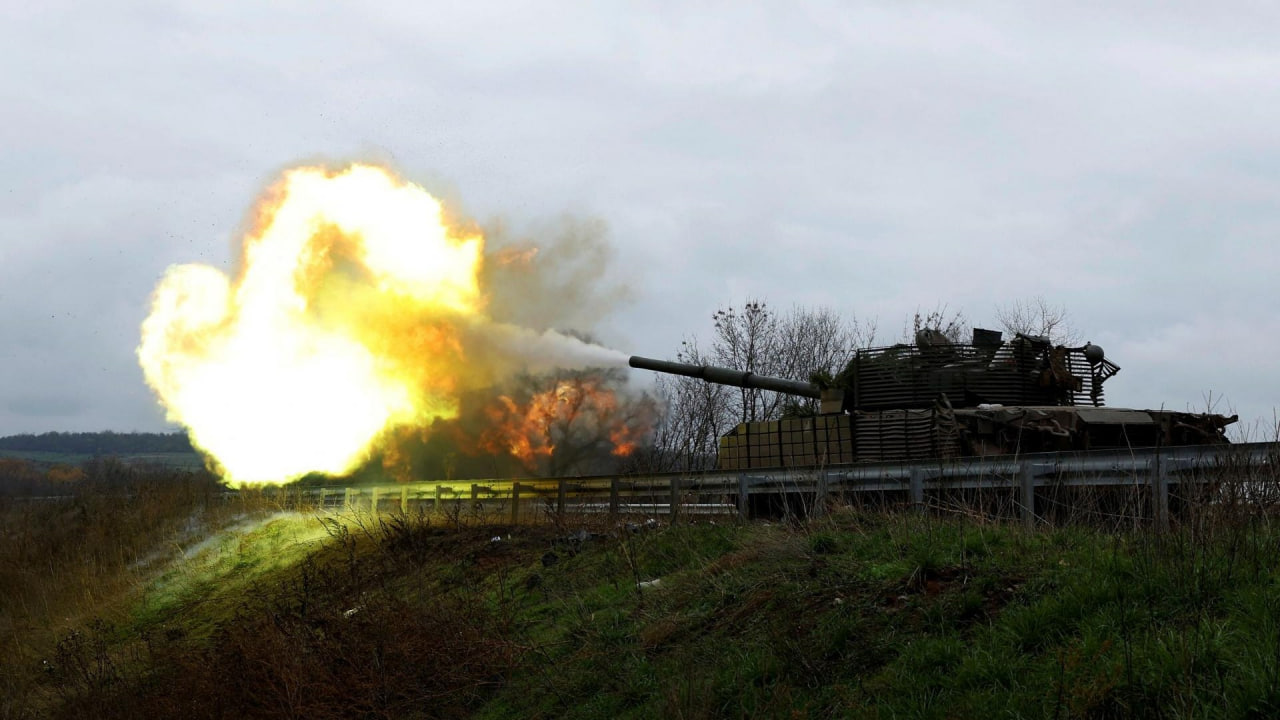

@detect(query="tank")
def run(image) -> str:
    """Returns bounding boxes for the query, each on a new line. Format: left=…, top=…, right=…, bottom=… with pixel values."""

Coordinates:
left=631, top=328, right=1238, bottom=470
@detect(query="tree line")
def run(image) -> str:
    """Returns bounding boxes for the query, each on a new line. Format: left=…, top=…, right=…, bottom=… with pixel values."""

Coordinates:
left=0, top=431, right=195, bottom=455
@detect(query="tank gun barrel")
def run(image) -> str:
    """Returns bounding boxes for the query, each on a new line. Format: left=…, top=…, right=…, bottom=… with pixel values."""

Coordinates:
left=629, top=355, right=822, bottom=399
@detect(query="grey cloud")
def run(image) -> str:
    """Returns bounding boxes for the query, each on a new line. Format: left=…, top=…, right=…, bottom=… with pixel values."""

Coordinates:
left=2, top=2, right=1279, bottom=435
left=6, top=394, right=87, bottom=418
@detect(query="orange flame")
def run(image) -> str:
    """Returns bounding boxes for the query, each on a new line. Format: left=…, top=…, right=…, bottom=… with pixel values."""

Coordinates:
left=477, top=376, right=640, bottom=470
left=491, top=246, right=539, bottom=266
left=138, top=164, right=486, bottom=485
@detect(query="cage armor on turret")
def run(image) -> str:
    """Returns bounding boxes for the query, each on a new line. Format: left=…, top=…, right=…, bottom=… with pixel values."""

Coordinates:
left=631, top=327, right=1237, bottom=470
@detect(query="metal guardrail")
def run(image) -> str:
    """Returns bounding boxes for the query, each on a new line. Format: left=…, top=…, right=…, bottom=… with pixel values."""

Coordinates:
left=308, top=442, right=1279, bottom=528
left=12, top=443, right=1272, bottom=526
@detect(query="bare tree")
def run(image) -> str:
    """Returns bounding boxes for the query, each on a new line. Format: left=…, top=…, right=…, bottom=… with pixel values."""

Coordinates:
left=710, top=301, right=782, bottom=423
left=902, top=304, right=969, bottom=344
left=645, top=300, right=874, bottom=471
left=640, top=339, right=730, bottom=471
left=777, top=305, right=876, bottom=415
left=994, top=296, right=1079, bottom=345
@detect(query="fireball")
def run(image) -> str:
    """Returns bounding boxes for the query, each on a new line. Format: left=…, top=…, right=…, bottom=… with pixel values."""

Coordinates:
left=138, top=164, right=485, bottom=485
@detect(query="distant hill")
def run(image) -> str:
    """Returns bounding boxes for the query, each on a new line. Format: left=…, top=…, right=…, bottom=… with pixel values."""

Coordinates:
left=0, top=431, right=195, bottom=455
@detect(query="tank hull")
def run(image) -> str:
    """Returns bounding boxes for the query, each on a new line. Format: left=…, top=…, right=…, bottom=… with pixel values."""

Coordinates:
left=716, top=406, right=1235, bottom=470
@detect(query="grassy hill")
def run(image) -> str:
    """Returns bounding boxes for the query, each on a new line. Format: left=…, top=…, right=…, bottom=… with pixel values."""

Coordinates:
left=5, top=468, right=1280, bottom=718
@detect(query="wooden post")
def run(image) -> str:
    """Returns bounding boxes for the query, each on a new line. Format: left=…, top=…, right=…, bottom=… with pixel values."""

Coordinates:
left=370, top=488, right=380, bottom=513
left=557, top=479, right=567, bottom=517
left=434, top=485, right=442, bottom=512
left=814, top=471, right=829, bottom=519
left=669, top=476, right=681, bottom=522
left=609, top=478, right=620, bottom=517
left=511, top=482, right=521, bottom=524
left=344, top=487, right=353, bottom=509
left=318, top=487, right=327, bottom=509
left=1154, top=458, right=1170, bottom=531
left=737, top=474, right=750, bottom=520
left=1020, top=464, right=1036, bottom=530
left=909, top=468, right=924, bottom=511
left=400, top=486, right=409, bottom=514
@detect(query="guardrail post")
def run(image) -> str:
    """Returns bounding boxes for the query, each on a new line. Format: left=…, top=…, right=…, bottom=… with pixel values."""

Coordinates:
left=1154, top=459, right=1170, bottom=531
left=1019, top=464, right=1036, bottom=530
left=370, top=488, right=380, bottom=513
left=344, top=487, right=353, bottom=509
left=511, top=482, right=521, bottom=524
left=909, top=468, right=924, bottom=511
left=400, top=486, right=409, bottom=514
left=609, top=478, right=620, bottom=517
left=670, top=476, right=681, bottom=522
left=738, top=474, right=750, bottom=520
left=318, top=488, right=327, bottom=508
left=557, top=479, right=567, bottom=517
left=434, top=485, right=442, bottom=512
left=814, top=472, right=829, bottom=518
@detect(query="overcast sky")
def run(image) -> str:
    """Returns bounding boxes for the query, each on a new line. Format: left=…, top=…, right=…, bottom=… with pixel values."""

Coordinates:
left=3, top=2, right=1279, bottom=438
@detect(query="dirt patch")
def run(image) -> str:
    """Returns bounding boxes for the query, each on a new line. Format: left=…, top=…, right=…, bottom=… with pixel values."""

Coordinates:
left=882, top=565, right=1024, bottom=619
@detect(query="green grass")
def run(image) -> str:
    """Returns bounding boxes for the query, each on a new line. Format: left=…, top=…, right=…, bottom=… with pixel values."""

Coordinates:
left=13, top=487, right=1280, bottom=719
left=131, top=511, right=332, bottom=637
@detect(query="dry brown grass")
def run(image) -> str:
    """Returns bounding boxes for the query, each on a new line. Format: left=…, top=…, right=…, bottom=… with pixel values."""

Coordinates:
left=0, top=460, right=279, bottom=719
